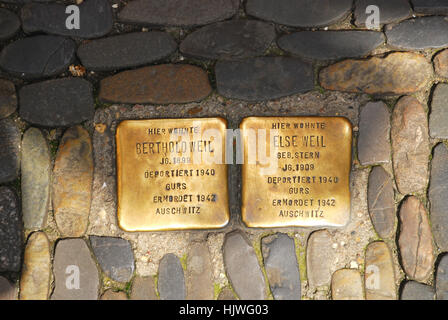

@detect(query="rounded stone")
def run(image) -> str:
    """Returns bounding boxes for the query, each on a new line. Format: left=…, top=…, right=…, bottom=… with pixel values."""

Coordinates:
left=262, top=233, right=301, bottom=300
left=398, top=196, right=435, bottom=282
left=365, top=242, right=396, bottom=300
left=19, top=78, right=94, bottom=127
left=434, top=49, right=448, bottom=78
left=21, top=0, right=113, bottom=39
left=0, top=9, right=21, bottom=41
left=21, top=128, right=51, bottom=230
left=51, top=239, right=99, bottom=300
left=331, top=269, right=364, bottom=300
left=0, top=118, right=21, bottom=183
left=77, top=32, right=177, bottom=72
left=401, top=281, right=435, bottom=300
left=0, top=79, right=17, bottom=119
left=53, top=126, right=93, bottom=237
left=186, top=243, right=213, bottom=300
left=413, top=0, right=448, bottom=14
left=429, top=143, right=448, bottom=252
left=180, top=20, right=276, bottom=61
left=100, top=290, right=128, bottom=300
left=367, top=166, right=395, bottom=238
left=0, top=35, right=76, bottom=79
left=130, top=276, right=158, bottom=300
left=218, top=287, right=237, bottom=300
left=354, top=0, right=411, bottom=27
left=391, top=96, right=429, bottom=195
left=99, top=64, right=212, bottom=104
left=19, top=232, right=51, bottom=300
left=223, top=231, right=266, bottom=300
left=320, top=52, right=433, bottom=95
left=158, top=253, right=186, bottom=300
left=358, top=101, right=391, bottom=166
left=386, top=16, right=448, bottom=50
left=307, top=230, right=335, bottom=288
left=0, top=276, right=17, bottom=300
left=278, top=31, right=385, bottom=61
left=216, top=57, right=314, bottom=101
left=0, top=186, right=22, bottom=273
left=429, top=84, right=448, bottom=139
left=90, top=236, right=135, bottom=283
left=118, top=0, right=239, bottom=27
left=246, top=0, right=353, bottom=27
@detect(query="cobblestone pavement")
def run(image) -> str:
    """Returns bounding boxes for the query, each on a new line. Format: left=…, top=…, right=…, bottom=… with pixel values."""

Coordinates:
left=0, top=0, right=447, bottom=300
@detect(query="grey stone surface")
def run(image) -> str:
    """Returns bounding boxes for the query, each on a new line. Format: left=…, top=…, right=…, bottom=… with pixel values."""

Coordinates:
left=180, top=20, right=275, bottom=61
left=0, top=187, right=22, bottom=272
left=0, top=276, right=16, bottom=300
left=223, top=231, right=266, bottom=300
left=216, top=57, right=313, bottom=101
left=100, top=290, right=127, bottom=300
left=412, top=0, right=448, bottom=14
left=0, top=79, right=16, bottom=119
left=0, top=0, right=54, bottom=2
left=398, top=196, right=435, bottom=282
left=0, top=118, right=20, bottom=183
left=186, top=243, right=213, bottom=300
left=358, top=101, right=391, bottom=166
left=78, top=32, right=177, bottom=72
left=19, top=78, right=94, bottom=127
left=437, top=254, right=448, bottom=300
left=131, top=276, right=158, bottom=300
left=307, top=230, right=335, bottom=288
left=401, top=281, right=435, bottom=300
left=262, top=233, right=301, bottom=300
left=158, top=253, right=186, bottom=300
left=0, top=36, right=75, bottom=79
left=21, top=128, right=50, bottom=230
left=51, top=239, right=99, bottom=300
left=367, top=166, right=395, bottom=238
left=119, top=0, right=239, bottom=27
left=90, top=236, right=135, bottom=283
left=435, top=49, right=448, bottom=78
left=246, top=0, right=352, bottom=27
left=354, top=0, right=411, bottom=27
left=386, top=17, right=448, bottom=50
left=429, top=143, right=448, bottom=252
left=430, top=84, right=448, bottom=139
left=21, top=0, right=113, bottom=38
left=0, top=9, right=20, bottom=41
left=278, top=31, right=384, bottom=61
left=331, top=269, right=364, bottom=300
left=365, top=242, right=396, bottom=300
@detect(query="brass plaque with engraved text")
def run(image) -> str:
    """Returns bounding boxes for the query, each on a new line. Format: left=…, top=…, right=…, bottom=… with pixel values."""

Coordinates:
left=116, top=118, right=229, bottom=231
left=240, top=117, right=352, bottom=228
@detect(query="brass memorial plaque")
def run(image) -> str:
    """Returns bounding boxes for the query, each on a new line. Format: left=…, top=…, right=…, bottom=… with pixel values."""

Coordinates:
left=116, top=118, right=229, bottom=231
left=241, top=117, right=352, bottom=228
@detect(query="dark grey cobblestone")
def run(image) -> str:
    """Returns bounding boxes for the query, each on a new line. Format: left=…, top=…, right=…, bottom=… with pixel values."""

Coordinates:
left=21, top=0, right=113, bottom=39
left=19, top=78, right=94, bottom=127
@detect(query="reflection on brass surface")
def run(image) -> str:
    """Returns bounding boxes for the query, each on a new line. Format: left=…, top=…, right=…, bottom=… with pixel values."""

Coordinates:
left=241, top=117, right=352, bottom=228
left=116, top=118, right=229, bottom=231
